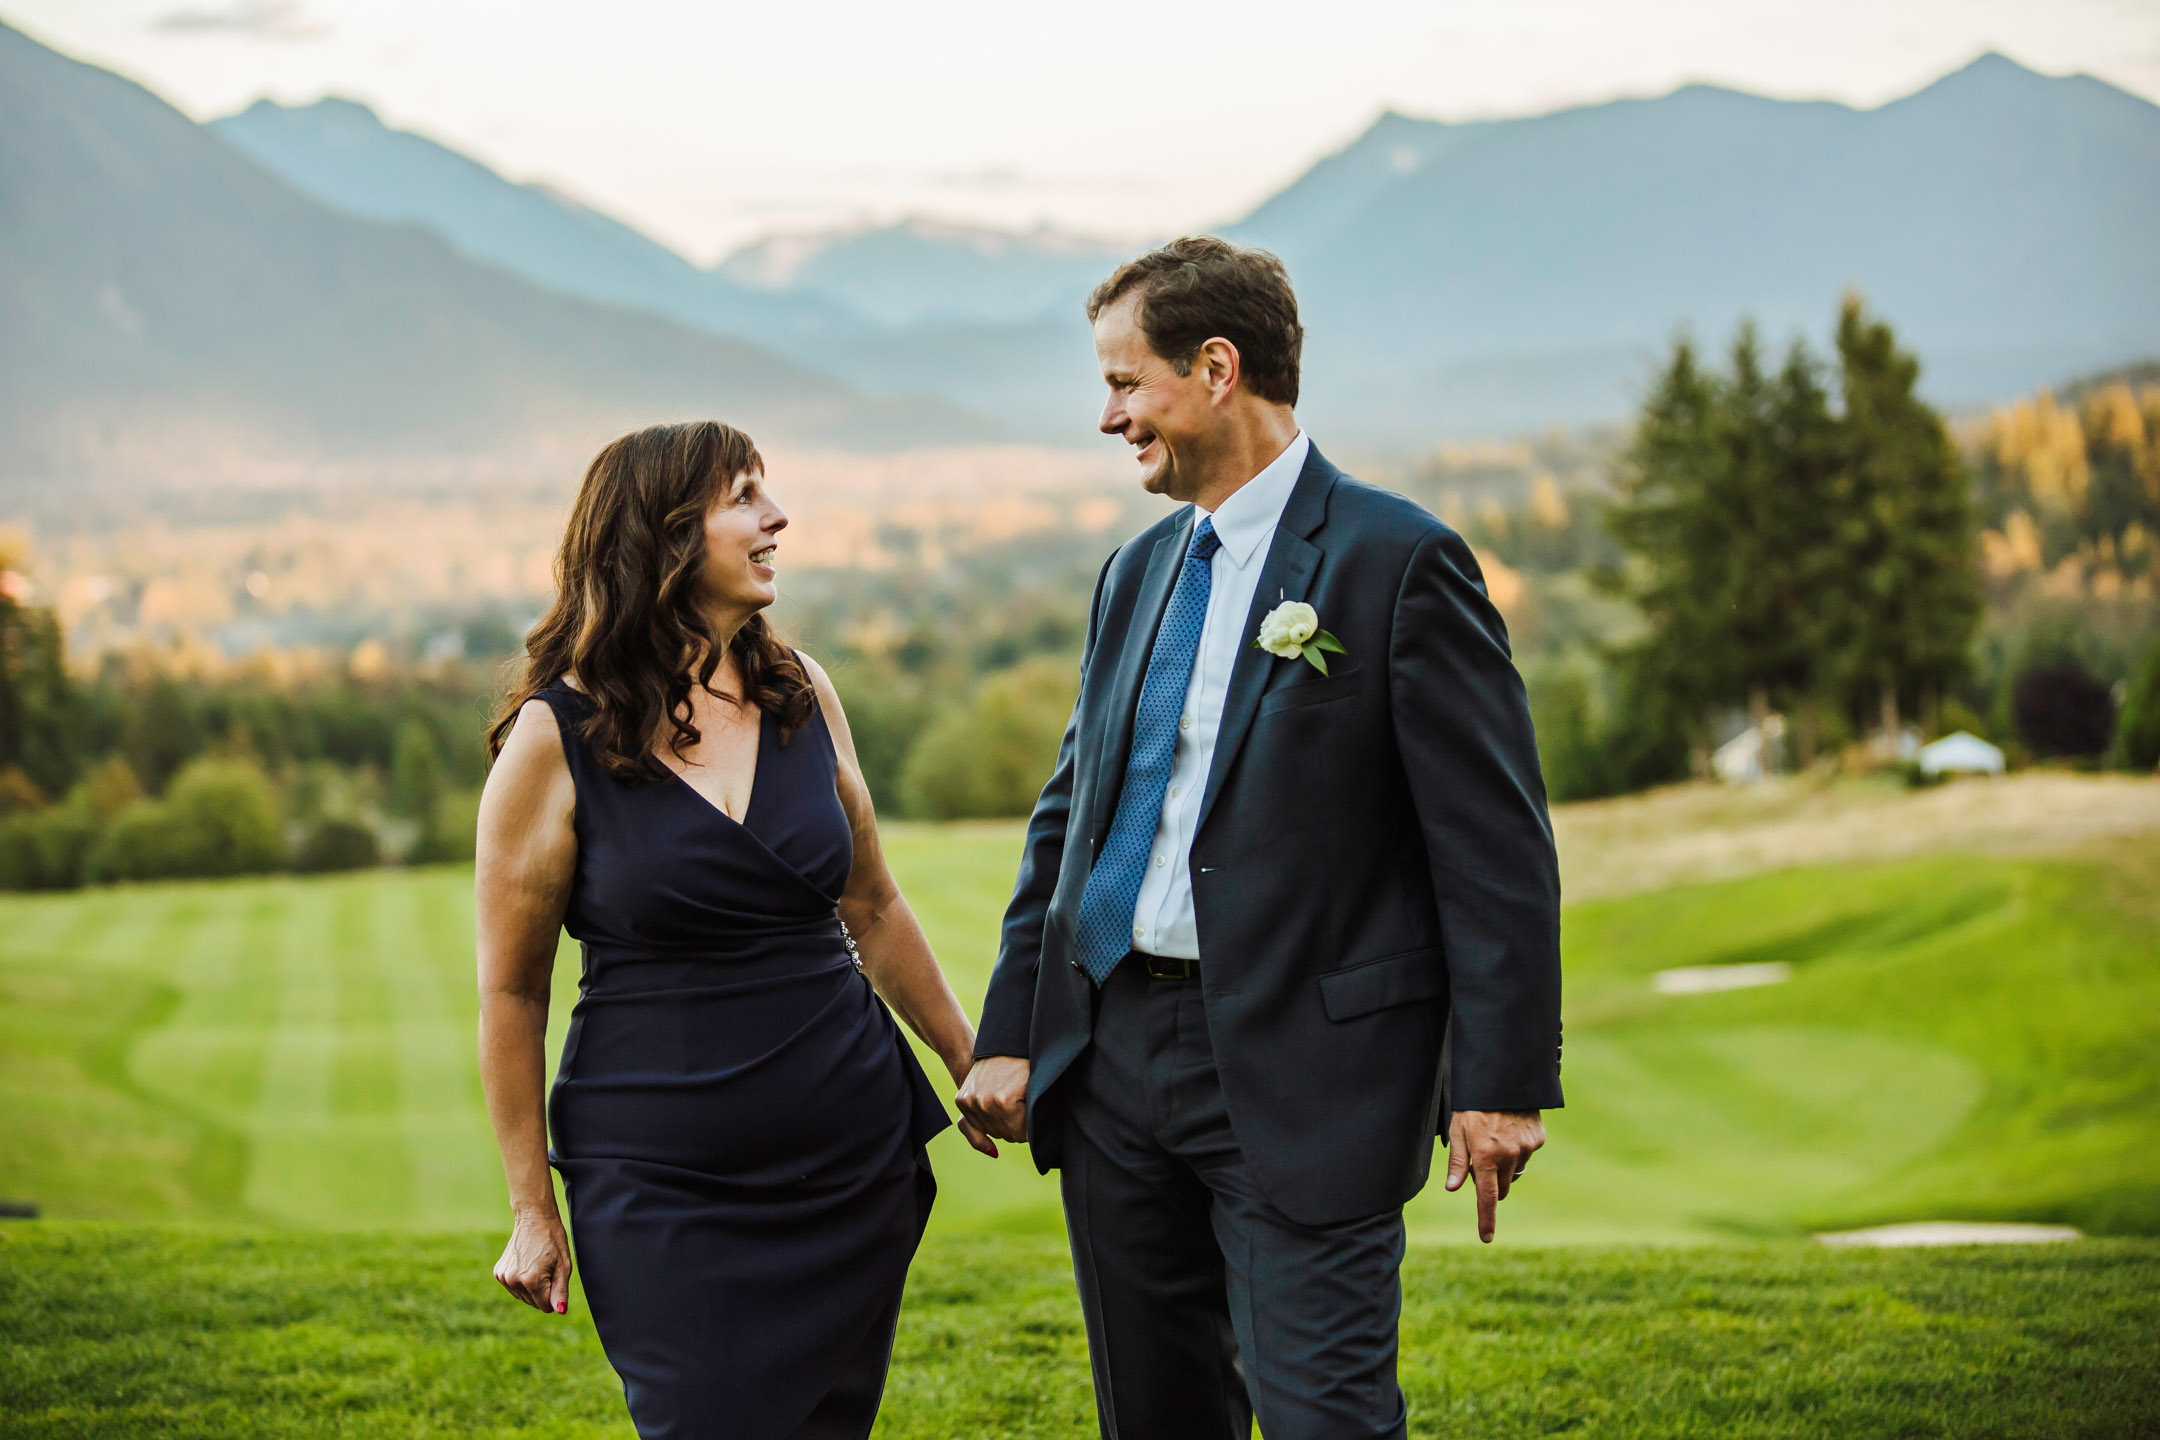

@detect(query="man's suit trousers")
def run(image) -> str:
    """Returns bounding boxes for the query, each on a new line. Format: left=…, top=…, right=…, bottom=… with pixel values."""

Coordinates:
left=1058, top=958, right=1410, bottom=1440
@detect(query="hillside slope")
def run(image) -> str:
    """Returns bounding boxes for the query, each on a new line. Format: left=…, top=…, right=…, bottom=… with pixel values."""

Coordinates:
left=0, top=21, right=988, bottom=478
left=209, top=97, right=864, bottom=348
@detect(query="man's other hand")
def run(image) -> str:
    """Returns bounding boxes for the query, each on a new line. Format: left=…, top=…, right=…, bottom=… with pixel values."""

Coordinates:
left=956, top=1056, right=1031, bottom=1145
left=1444, top=1109, right=1544, bottom=1243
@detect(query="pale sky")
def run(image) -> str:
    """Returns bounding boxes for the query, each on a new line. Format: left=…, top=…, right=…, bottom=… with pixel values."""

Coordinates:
left=10, top=0, right=2158, bottom=263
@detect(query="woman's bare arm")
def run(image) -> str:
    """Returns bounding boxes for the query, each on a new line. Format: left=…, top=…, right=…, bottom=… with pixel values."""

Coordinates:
left=476, top=698, right=580, bottom=1310
left=805, top=657, right=998, bottom=1157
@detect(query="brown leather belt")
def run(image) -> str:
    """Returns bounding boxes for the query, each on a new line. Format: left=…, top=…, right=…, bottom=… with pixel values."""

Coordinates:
left=1139, top=952, right=1199, bottom=981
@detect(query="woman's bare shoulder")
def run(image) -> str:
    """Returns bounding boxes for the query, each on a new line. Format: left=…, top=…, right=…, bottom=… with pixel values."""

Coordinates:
left=493, top=697, right=569, bottom=780
left=795, top=649, right=840, bottom=704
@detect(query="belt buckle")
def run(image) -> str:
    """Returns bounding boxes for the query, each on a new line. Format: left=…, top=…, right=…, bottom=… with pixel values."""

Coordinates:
left=1142, top=953, right=1196, bottom=981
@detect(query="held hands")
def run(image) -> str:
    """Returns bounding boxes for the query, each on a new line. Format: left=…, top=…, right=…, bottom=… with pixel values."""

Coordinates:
left=494, top=1204, right=574, bottom=1315
left=946, top=1051, right=1004, bottom=1159
left=955, top=1055, right=1031, bottom=1153
left=1444, top=1109, right=1545, bottom=1243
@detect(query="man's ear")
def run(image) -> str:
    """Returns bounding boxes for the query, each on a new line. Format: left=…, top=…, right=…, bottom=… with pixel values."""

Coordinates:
left=1198, top=337, right=1242, bottom=406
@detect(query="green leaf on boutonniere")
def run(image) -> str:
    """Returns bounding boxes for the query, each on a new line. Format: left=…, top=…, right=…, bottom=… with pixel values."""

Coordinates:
left=1298, top=629, right=1346, bottom=675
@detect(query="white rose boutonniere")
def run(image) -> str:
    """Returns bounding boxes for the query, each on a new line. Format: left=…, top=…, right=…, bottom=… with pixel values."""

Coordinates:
left=1254, top=600, right=1347, bottom=675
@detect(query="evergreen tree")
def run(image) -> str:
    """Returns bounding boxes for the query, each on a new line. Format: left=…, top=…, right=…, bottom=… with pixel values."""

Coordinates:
left=2117, top=639, right=2160, bottom=772
left=0, top=593, right=80, bottom=798
left=1605, top=336, right=1729, bottom=739
left=1718, top=330, right=1843, bottom=739
left=1763, top=341, right=1846, bottom=762
left=1607, top=300, right=1978, bottom=769
left=1606, top=328, right=1842, bottom=758
left=1826, top=296, right=1983, bottom=738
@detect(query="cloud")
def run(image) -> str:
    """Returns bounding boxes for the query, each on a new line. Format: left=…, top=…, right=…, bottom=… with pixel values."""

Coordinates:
left=151, top=0, right=330, bottom=40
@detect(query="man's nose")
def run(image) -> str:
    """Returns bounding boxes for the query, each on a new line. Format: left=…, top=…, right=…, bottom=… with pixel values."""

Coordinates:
left=766, top=505, right=788, bottom=531
left=1099, top=391, right=1123, bottom=435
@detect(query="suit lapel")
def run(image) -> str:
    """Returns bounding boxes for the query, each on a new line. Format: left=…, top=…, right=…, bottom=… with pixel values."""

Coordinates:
left=1196, top=448, right=1339, bottom=833
left=1088, top=511, right=1192, bottom=843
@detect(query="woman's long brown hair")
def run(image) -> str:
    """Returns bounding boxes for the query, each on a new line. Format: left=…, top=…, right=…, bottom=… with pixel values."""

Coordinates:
left=488, top=421, right=814, bottom=777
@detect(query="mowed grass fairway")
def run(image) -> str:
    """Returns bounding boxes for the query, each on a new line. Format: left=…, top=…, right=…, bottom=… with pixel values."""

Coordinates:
left=3, top=783, right=2158, bottom=1435
left=4, top=817, right=2157, bottom=1242
left=6, top=1229, right=2158, bottom=1439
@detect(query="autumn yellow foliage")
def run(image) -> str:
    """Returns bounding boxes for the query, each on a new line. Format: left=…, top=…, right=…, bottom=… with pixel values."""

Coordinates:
left=1974, top=381, right=2160, bottom=600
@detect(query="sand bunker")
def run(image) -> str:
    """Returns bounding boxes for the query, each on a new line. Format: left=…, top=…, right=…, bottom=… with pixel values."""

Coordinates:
left=1651, top=962, right=1792, bottom=994
left=1815, top=1222, right=2082, bottom=1247
left=1557, top=772, right=2160, bottom=902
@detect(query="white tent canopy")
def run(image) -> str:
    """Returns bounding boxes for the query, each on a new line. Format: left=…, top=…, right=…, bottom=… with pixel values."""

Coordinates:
left=1918, top=731, right=2006, bottom=776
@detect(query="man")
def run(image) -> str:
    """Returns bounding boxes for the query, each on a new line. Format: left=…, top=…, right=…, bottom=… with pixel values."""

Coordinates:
left=957, top=236, right=1562, bottom=1440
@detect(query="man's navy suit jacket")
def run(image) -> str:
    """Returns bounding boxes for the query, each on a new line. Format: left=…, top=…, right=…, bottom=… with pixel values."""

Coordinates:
left=975, top=444, right=1563, bottom=1226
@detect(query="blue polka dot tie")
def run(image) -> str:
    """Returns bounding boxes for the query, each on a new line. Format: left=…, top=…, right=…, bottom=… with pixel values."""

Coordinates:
left=1074, top=517, right=1221, bottom=985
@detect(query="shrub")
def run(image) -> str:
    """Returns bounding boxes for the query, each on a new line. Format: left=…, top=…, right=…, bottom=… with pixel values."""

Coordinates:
left=1523, top=653, right=1690, bottom=804
left=901, top=658, right=1078, bottom=820
left=0, top=804, right=99, bottom=890
left=1934, top=697, right=1990, bottom=742
left=88, top=800, right=190, bottom=882
left=388, top=719, right=445, bottom=819
left=73, top=756, right=144, bottom=822
left=2119, top=642, right=2160, bottom=772
left=0, top=767, right=46, bottom=816
left=86, top=757, right=285, bottom=882
left=2012, top=660, right=2115, bottom=758
left=293, top=816, right=383, bottom=873
left=1527, top=662, right=1605, bottom=804
left=409, top=789, right=480, bottom=865
left=830, top=665, right=932, bottom=811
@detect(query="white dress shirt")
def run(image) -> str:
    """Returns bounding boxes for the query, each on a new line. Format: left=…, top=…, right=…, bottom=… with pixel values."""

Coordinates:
left=1128, top=430, right=1310, bottom=959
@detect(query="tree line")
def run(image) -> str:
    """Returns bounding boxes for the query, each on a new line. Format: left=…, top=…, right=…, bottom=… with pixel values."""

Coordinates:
left=0, top=604, right=490, bottom=891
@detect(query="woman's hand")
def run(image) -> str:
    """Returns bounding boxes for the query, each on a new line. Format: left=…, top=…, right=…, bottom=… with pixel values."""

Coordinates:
left=955, top=1114, right=1000, bottom=1158
left=950, top=1054, right=999, bottom=1159
left=494, top=1207, right=574, bottom=1314
left=942, top=1044, right=1002, bottom=1158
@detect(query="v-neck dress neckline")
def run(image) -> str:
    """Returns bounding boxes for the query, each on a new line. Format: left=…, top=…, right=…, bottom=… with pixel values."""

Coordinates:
left=662, top=705, right=770, bottom=835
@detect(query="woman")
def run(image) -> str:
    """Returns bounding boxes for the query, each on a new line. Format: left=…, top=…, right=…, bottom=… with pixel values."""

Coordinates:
left=475, top=421, right=993, bottom=1440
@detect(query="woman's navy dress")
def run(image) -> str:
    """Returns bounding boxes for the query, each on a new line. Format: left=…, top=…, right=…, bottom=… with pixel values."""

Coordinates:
left=536, top=681, right=949, bottom=1440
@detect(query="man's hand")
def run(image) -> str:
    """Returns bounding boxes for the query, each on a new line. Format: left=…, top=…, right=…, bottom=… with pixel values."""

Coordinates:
left=1444, top=1109, right=1544, bottom=1243
left=956, top=1055, right=1030, bottom=1146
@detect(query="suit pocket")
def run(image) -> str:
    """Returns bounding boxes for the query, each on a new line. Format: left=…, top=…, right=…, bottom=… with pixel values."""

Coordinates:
left=1319, top=946, right=1443, bottom=1022
left=1259, top=665, right=1364, bottom=716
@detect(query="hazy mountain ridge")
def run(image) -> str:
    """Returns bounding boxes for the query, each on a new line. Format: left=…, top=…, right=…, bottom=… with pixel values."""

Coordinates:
left=208, top=95, right=1118, bottom=429
left=210, top=97, right=867, bottom=349
left=1231, top=54, right=2160, bottom=440
left=202, top=49, right=2160, bottom=449
left=9, top=24, right=2157, bottom=470
left=215, top=100, right=1123, bottom=336
left=0, top=20, right=989, bottom=482
left=720, top=218, right=1128, bottom=329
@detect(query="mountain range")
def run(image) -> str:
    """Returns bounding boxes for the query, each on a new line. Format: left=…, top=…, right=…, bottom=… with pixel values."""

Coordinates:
left=1230, top=54, right=2160, bottom=439
left=7, top=17, right=2158, bottom=475
left=0, top=19, right=985, bottom=484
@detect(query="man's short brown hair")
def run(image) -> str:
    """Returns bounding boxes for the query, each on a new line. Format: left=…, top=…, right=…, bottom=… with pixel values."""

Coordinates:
left=1086, top=236, right=1303, bottom=407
